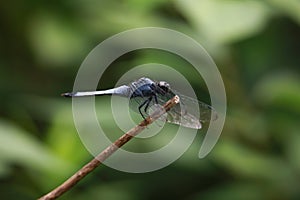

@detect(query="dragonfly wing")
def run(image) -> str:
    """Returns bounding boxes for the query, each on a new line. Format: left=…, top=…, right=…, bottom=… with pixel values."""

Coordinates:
left=152, top=91, right=202, bottom=129
left=173, top=91, right=218, bottom=123
left=165, top=103, right=202, bottom=129
left=162, top=91, right=217, bottom=129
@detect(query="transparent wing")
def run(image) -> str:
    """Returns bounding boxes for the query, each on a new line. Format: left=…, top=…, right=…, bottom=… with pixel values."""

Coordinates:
left=129, top=91, right=217, bottom=130
left=174, top=92, right=218, bottom=122
left=167, top=92, right=218, bottom=129
left=153, top=91, right=216, bottom=129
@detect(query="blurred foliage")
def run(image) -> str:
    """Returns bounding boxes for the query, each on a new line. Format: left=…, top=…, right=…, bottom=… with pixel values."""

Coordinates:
left=0, top=0, right=300, bottom=199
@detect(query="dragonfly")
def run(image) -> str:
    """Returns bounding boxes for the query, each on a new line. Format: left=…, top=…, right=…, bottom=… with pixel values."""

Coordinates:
left=62, top=77, right=217, bottom=129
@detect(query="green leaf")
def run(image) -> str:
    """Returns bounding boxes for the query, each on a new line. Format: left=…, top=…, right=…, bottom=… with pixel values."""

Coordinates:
left=253, top=72, right=300, bottom=113
left=28, top=14, right=88, bottom=67
left=189, top=182, right=265, bottom=200
left=176, top=0, right=270, bottom=44
left=46, top=104, right=90, bottom=164
left=0, top=120, right=72, bottom=178
left=267, top=0, right=300, bottom=25
left=212, top=138, right=295, bottom=184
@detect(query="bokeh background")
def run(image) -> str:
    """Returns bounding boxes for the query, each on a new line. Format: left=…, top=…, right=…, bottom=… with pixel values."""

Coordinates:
left=1, top=0, right=300, bottom=199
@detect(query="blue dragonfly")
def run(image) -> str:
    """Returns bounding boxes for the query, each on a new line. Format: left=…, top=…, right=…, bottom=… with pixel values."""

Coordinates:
left=62, top=77, right=217, bottom=129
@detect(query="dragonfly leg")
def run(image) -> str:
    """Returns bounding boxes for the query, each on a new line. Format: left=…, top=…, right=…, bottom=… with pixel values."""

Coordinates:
left=154, top=95, right=158, bottom=104
left=138, top=97, right=151, bottom=119
left=144, top=96, right=153, bottom=114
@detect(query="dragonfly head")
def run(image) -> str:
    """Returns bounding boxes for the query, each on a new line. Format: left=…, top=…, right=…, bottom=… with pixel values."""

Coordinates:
left=156, top=81, right=170, bottom=94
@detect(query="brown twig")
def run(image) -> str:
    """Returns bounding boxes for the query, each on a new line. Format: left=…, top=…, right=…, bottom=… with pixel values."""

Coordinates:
left=38, top=95, right=180, bottom=200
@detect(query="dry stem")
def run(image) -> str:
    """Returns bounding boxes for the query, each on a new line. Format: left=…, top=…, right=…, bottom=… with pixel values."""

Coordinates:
left=38, top=95, right=179, bottom=200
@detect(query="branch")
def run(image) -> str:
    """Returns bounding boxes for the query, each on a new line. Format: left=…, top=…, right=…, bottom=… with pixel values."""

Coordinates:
left=38, top=95, right=180, bottom=200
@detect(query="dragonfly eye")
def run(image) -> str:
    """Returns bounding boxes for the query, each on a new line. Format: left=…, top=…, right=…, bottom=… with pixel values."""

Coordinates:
left=157, top=81, right=170, bottom=93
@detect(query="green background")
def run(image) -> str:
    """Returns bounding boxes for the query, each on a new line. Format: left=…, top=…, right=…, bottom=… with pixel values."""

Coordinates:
left=1, top=0, right=300, bottom=199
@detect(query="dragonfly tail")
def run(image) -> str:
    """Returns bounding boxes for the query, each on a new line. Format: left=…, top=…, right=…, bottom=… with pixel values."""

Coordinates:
left=61, top=85, right=131, bottom=98
left=61, top=91, right=101, bottom=97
